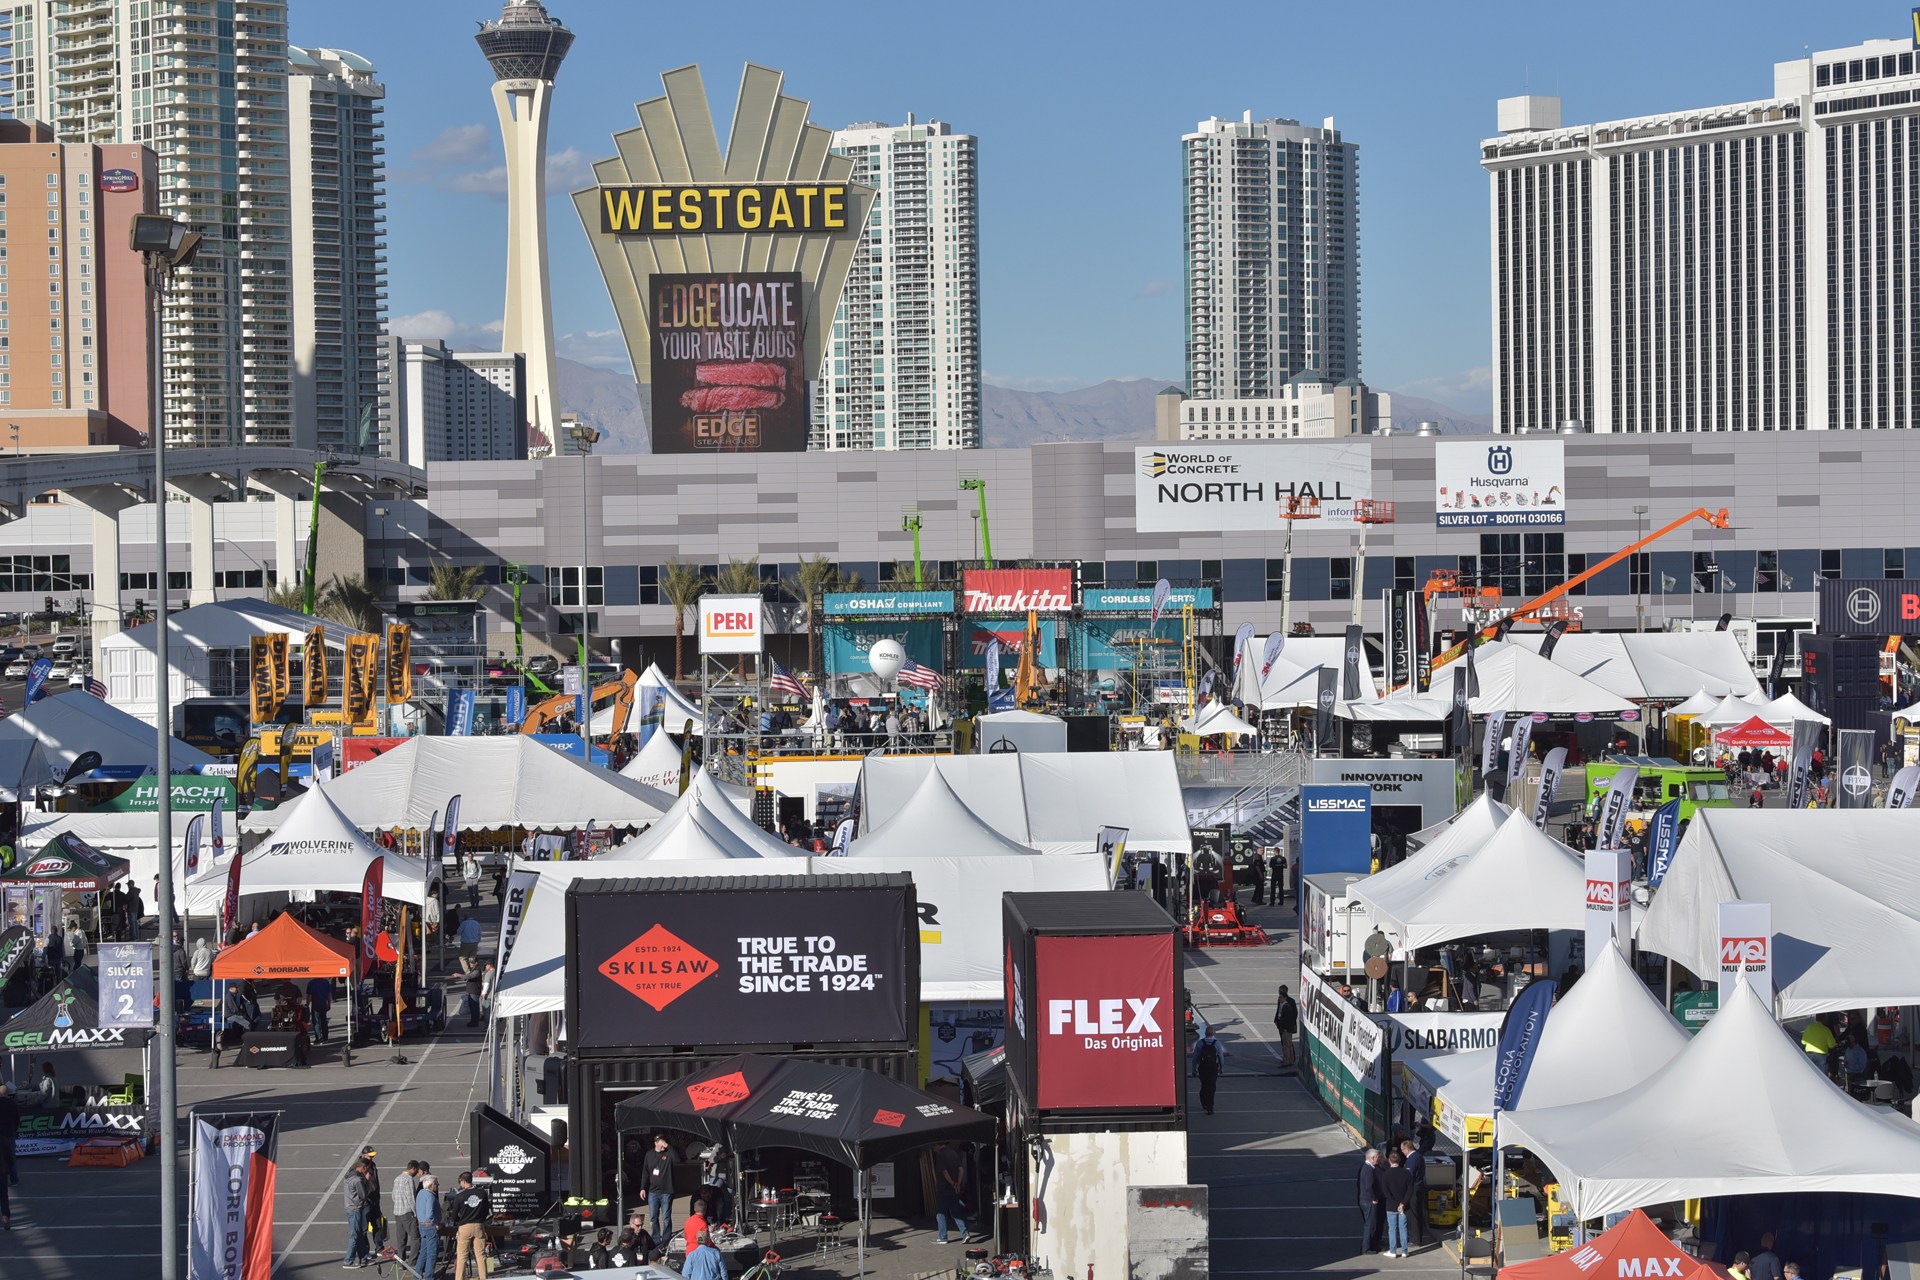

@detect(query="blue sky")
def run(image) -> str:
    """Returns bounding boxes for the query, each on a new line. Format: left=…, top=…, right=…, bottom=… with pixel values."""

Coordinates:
left=297, top=2, right=1907, bottom=410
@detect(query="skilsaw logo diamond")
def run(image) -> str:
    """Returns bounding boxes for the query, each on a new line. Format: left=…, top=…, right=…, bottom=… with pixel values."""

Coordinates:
left=598, top=924, right=717, bottom=1011
left=686, top=1071, right=751, bottom=1112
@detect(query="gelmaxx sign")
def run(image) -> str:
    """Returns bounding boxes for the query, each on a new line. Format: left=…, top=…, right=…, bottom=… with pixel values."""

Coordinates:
left=1134, top=443, right=1372, bottom=532
left=1435, top=439, right=1566, bottom=527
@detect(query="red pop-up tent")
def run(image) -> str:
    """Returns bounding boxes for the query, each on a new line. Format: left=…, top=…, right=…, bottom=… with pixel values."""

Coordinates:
left=1714, top=715, right=1792, bottom=748
left=1498, top=1209, right=1731, bottom=1280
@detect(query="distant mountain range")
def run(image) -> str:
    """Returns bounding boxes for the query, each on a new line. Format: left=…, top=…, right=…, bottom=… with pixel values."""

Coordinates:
left=552, top=359, right=1491, bottom=452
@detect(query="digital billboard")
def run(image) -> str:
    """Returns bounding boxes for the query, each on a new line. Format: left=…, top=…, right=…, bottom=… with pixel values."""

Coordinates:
left=650, top=273, right=806, bottom=453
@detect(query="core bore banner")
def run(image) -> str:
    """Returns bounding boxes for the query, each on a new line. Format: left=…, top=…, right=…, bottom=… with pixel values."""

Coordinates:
left=649, top=272, right=806, bottom=453
left=190, top=1111, right=280, bottom=1280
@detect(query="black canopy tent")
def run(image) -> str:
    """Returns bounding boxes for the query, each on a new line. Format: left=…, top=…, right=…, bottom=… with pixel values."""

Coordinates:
left=2, top=965, right=151, bottom=1089
left=960, top=1044, right=1007, bottom=1110
left=613, top=1054, right=996, bottom=1274
left=0, top=833, right=132, bottom=951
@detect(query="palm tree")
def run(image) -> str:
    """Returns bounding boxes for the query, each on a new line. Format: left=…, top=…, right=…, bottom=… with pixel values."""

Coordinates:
left=426, top=564, right=486, bottom=601
left=265, top=579, right=306, bottom=611
left=317, top=574, right=382, bottom=633
left=659, top=558, right=708, bottom=680
left=781, top=553, right=843, bottom=675
left=713, top=556, right=762, bottom=596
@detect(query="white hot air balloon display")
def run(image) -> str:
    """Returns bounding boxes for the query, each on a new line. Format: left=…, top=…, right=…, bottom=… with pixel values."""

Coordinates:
left=868, top=638, right=907, bottom=682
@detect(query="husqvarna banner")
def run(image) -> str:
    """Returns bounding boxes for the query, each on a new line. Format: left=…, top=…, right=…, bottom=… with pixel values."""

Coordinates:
left=1435, top=439, right=1566, bottom=528
left=190, top=1110, right=280, bottom=1280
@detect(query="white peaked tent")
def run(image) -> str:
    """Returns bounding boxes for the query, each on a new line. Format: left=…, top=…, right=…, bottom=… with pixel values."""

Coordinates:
left=602, top=770, right=799, bottom=861
left=1179, top=701, right=1260, bottom=739
left=1351, top=810, right=1586, bottom=950
left=182, top=782, right=432, bottom=911
left=1336, top=694, right=1452, bottom=723
left=1760, top=691, right=1830, bottom=726
left=619, top=731, right=684, bottom=791
left=1669, top=689, right=1718, bottom=718
left=846, top=767, right=1036, bottom=859
left=1407, top=792, right=1510, bottom=849
left=1698, top=690, right=1774, bottom=726
left=1416, top=944, right=1689, bottom=1130
left=1892, top=699, right=1920, bottom=723
left=240, top=737, right=672, bottom=834
left=1510, top=633, right=1759, bottom=700
left=24, top=803, right=243, bottom=897
left=636, top=664, right=703, bottom=735
left=857, top=754, right=1191, bottom=855
left=1425, top=643, right=1637, bottom=716
left=0, top=691, right=217, bottom=801
left=1639, top=808, right=1920, bottom=1016
left=1249, top=636, right=1379, bottom=709
left=1500, top=982, right=1920, bottom=1218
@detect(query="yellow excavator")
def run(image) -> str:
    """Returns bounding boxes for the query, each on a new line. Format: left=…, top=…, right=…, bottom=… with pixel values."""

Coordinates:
left=520, top=667, right=639, bottom=739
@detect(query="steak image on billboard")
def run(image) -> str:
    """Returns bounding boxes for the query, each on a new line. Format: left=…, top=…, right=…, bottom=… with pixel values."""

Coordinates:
left=565, top=875, right=916, bottom=1053
left=650, top=271, right=807, bottom=453
left=1003, top=892, right=1181, bottom=1122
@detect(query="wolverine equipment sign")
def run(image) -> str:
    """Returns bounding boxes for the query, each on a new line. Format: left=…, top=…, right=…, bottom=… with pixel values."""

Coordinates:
left=1135, top=442, right=1373, bottom=532
left=650, top=272, right=808, bottom=453
left=1003, top=891, right=1181, bottom=1124
left=565, top=875, right=915, bottom=1053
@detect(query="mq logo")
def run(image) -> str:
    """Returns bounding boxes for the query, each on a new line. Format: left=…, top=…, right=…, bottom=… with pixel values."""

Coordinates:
left=1720, top=936, right=1769, bottom=968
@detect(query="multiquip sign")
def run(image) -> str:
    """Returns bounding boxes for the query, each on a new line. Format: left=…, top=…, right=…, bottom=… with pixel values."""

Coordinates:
left=1134, top=442, right=1372, bottom=532
left=1717, top=900, right=1773, bottom=1007
left=699, top=593, right=764, bottom=655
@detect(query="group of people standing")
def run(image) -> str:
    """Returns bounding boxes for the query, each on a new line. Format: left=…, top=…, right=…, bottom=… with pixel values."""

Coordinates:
left=342, top=1150, right=493, bottom=1278
left=1356, top=1141, right=1430, bottom=1258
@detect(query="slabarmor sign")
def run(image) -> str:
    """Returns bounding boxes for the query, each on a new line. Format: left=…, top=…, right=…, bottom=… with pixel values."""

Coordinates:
left=1134, top=443, right=1372, bottom=532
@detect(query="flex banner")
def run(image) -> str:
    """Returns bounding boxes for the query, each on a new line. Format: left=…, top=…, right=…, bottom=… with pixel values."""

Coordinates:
left=343, top=634, right=380, bottom=728
left=384, top=624, right=413, bottom=703
left=190, top=1111, right=280, bottom=1280
left=303, top=626, right=328, bottom=708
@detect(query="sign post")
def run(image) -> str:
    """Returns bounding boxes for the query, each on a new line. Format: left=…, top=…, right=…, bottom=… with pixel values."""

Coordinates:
left=1582, top=848, right=1631, bottom=968
left=1717, top=900, right=1773, bottom=1011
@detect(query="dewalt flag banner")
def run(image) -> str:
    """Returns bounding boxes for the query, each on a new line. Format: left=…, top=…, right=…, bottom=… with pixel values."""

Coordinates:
left=385, top=624, right=413, bottom=703
left=267, top=632, right=290, bottom=707
left=249, top=636, right=279, bottom=725
left=304, top=626, right=328, bottom=708
left=344, top=634, right=379, bottom=728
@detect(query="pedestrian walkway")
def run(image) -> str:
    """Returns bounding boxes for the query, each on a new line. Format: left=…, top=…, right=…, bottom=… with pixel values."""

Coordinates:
left=1188, top=895, right=1460, bottom=1277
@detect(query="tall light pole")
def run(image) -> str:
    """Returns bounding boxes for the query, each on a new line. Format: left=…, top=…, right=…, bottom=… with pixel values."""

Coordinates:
left=1633, top=504, right=1649, bottom=632
left=132, top=211, right=202, bottom=1280
left=568, top=422, right=599, bottom=759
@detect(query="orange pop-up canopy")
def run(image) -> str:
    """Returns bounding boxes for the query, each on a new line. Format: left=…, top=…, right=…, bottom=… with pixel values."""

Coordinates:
left=1499, top=1209, right=1731, bottom=1280
left=212, top=912, right=355, bottom=982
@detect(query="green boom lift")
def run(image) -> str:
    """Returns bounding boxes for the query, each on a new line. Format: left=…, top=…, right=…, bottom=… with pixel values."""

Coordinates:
left=959, top=477, right=994, bottom=568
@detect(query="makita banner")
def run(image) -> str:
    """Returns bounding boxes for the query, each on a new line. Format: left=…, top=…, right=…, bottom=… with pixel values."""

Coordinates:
left=962, top=568, right=1072, bottom=614
left=1490, top=977, right=1557, bottom=1113
left=1717, top=900, right=1772, bottom=1007
left=1837, top=728, right=1875, bottom=809
left=189, top=1111, right=280, bottom=1280
left=1531, top=746, right=1567, bottom=830
left=1646, top=798, right=1683, bottom=888
left=961, top=619, right=1057, bottom=669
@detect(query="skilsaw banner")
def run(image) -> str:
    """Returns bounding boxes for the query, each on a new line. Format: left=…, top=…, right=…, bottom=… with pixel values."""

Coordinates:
left=650, top=272, right=807, bottom=453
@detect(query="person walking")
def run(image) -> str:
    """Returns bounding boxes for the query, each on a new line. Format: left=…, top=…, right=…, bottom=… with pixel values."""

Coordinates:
left=389, top=1160, right=420, bottom=1270
left=461, top=855, right=482, bottom=910
left=65, top=920, right=86, bottom=974
left=1400, top=1139, right=1428, bottom=1247
left=640, top=1135, right=674, bottom=1244
left=1380, top=1148, right=1415, bottom=1258
left=463, top=965, right=484, bottom=1029
left=932, top=1140, right=981, bottom=1244
left=1356, top=1148, right=1385, bottom=1256
left=1191, top=1027, right=1225, bottom=1116
left=342, top=1159, right=373, bottom=1268
left=126, top=883, right=146, bottom=939
left=308, top=976, right=334, bottom=1044
left=415, top=1175, right=442, bottom=1279
left=456, top=914, right=483, bottom=974
left=1274, top=985, right=1299, bottom=1068
left=448, top=1172, right=491, bottom=1280
left=359, top=1147, right=386, bottom=1255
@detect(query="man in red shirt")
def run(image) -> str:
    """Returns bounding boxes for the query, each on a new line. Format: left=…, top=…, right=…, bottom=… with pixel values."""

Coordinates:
left=682, top=1198, right=710, bottom=1255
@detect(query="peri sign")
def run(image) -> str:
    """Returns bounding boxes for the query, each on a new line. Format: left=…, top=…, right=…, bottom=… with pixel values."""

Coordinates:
left=1435, top=439, right=1567, bottom=527
left=1134, top=443, right=1372, bottom=532
left=699, top=594, right=764, bottom=655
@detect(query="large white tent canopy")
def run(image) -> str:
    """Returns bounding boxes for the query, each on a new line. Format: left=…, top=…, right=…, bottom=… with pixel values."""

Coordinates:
left=847, top=767, right=1037, bottom=859
left=602, top=771, right=799, bottom=861
left=856, top=753, right=1191, bottom=855
left=1179, top=701, right=1260, bottom=739
left=1351, top=810, right=1586, bottom=950
left=182, top=782, right=432, bottom=911
left=1509, top=632, right=1760, bottom=700
left=635, top=664, right=703, bottom=735
left=240, top=737, right=672, bottom=834
left=492, top=851, right=1107, bottom=1013
left=1407, top=792, right=1510, bottom=849
left=25, top=803, right=242, bottom=896
left=1500, top=983, right=1920, bottom=1218
left=1668, top=689, right=1719, bottom=718
left=1697, top=691, right=1775, bottom=726
left=619, top=731, right=684, bottom=792
left=1410, top=944, right=1688, bottom=1130
left=1245, top=636, right=1380, bottom=709
left=1424, top=642, right=1638, bottom=716
left=0, top=692, right=216, bottom=801
left=1639, top=808, right=1920, bottom=1016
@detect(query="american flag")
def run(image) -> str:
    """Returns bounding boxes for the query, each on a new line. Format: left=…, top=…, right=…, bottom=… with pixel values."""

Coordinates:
left=897, top=659, right=945, bottom=691
left=85, top=676, right=107, bottom=700
left=767, top=657, right=810, bottom=702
